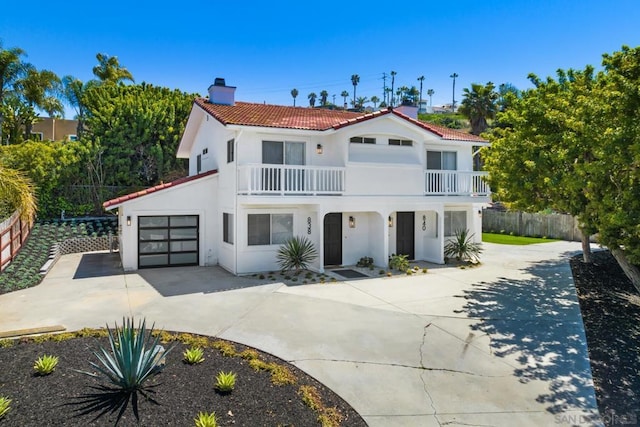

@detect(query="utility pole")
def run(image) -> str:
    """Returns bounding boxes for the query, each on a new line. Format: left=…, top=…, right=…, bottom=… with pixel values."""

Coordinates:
left=450, top=73, right=458, bottom=112
left=381, top=72, right=388, bottom=105
left=417, top=75, right=425, bottom=112
left=390, top=71, right=397, bottom=107
left=332, top=94, right=336, bottom=105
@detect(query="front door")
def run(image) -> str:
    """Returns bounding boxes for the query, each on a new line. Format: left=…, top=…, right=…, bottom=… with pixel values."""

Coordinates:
left=396, top=212, right=415, bottom=260
left=324, top=213, right=342, bottom=265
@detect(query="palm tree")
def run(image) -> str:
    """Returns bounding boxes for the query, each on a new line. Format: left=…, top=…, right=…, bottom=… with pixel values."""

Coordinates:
left=355, top=96, right=368, bottom=110
left=417, top=75, right=425, bottom=110
left=458, top=82, right=498, bottom=135
left=307, top=92, right=317, bottom=107
left=0, top=162, right=36, bottom=221
left=319, top=90, right=328, bottom=107
left=350, top=74, right=359, bottom=109
left=0, top=42, right=28, bottom=143
left=291, top=88, right=298, bottom=106
left=340, top=90, right=349, bottom=108
left=390, top=71, right=397, bottom=106
left=450, top=72, right=459, bottom=111
left=427, top=89, right=435, bottom=107
left=17, top=68, right=62, bottom=139
left=63, top=76, right=97, bottom=137
left=370, top=95, right=380, bottom=109
left=92, top=53, right=134, bottom=84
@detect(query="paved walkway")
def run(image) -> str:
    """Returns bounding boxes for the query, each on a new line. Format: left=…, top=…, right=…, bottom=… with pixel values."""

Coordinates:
left=0, top=241, right=602, bottom=426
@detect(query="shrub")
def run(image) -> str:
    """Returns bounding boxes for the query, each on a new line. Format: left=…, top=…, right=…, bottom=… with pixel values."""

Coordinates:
left=388, top=254, right=410, bottom=271
left=215, top=371, right=237, bottom=393
left=34, top=354, right=59, bottom=375
left=194, top=411, right=218, bottom=427
left=0, top=396, right=11, bottom=419
left=183, top=347, right=205, bottom=364
left=80, top=317, right=175, bottom=392
left=212, top=340, right=237, bottom=357
left=0, top=339, right=13, bottom=348
left=356, top=256, right=373, bottom=268
left=444, top=229, right=483, bottom=263
left=276, top=236, right=318, bottom=273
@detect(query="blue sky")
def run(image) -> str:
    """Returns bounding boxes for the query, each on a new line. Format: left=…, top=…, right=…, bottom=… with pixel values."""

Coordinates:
left=2, top=0, right=639, bottom=116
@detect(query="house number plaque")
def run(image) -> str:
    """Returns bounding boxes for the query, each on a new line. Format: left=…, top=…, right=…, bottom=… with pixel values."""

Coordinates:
left=422, top=215, right=427, bottom=231
left=307, top=217, right=312, bottom=235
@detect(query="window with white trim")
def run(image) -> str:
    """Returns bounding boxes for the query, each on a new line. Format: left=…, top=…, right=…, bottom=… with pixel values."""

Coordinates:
left=427, top=150, right=457, bottom=170
left=223, top=213, right=233, bottom=244
left=248, top=213, right=293, bottom=246
left=349, top=136, right=376, bottom=144
left=444, top=211, right=467, bottom=236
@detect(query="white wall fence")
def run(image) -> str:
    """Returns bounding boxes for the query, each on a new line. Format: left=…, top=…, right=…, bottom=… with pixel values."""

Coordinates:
left=482, top=210, right=590, bottom=242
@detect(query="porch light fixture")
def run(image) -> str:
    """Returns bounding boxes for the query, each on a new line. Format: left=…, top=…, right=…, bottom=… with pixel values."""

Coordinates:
left=126, top=216, right=131, bottom=226
left=316, top=144, right=323, bottom=154
left=388, top=216, right=393, bottom=227
left=349, top=216, right=356, bottom=228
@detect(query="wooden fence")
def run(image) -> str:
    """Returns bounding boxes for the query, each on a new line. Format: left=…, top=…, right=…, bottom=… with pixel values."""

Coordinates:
left=0, top=210, right=33, bottom=272
left=482, top=209, right=588, bottom=242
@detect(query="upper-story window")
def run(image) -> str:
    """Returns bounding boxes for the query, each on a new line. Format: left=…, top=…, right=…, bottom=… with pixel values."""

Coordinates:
left=262, top=141, right=305, bottom=165
left=227, top=139, right=234, bottom=163
left=427, top=150, right=457, bottom=170
left=350, top=136, right=376, bottom=144
left=389, top=139, right=413, bottom=146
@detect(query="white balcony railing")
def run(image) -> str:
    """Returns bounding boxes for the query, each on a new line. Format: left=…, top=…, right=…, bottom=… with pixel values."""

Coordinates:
left=425, top=171, right=490, bottom=196
left=239, top=164, right=345, bottom=195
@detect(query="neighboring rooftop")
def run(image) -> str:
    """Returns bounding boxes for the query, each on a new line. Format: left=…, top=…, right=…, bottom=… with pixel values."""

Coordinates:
left=194, top=98, right=487, bottom=143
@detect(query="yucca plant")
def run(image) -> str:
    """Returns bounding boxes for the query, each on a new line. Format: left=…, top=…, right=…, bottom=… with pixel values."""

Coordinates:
left=194, top=411, right=218, bottom=427
left=0, top=396, right=11, bottom=419
left=444, top=229, right=483, bottom=263
left=215, top=371, right=237, bottom=393
left=183, top=347, right=205, bottom=364
left=33, top=354, right=59, bottom=375
left=276, top=236, right=318, bottom=273
left=81, top=317, right=175, bottom=392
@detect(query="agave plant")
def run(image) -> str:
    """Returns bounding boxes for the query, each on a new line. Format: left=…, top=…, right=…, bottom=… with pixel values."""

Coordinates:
left=444, top=229, right=483, bottom=263
left=82, top=317, right=175, bottom=392
left=33, top=354, right=59, bottom=375
left=276, top=236, right=318, bottom=273
left=0, top=396, right=11, bottom=419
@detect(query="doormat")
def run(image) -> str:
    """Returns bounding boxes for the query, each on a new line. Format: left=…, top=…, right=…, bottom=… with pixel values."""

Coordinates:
left=332, top=269, right=368, bottom=279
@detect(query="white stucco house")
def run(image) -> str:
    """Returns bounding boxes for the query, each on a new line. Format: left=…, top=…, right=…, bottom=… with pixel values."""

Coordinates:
left=103, top=78, right=490, bottom=274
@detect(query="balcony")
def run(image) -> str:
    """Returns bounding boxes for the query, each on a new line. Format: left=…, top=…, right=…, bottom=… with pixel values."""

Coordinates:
left=239, top=164, right=345, bottom=195
left=425, top=171, right=490, bottom=196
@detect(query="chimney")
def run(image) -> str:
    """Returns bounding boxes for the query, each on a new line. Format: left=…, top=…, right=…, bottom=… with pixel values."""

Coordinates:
left=208, top=78, right=236, bottom=105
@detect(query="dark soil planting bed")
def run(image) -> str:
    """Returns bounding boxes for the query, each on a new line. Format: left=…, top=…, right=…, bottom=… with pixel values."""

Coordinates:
left=571, top=250, right=640, bottom=425
left=0, top=332, right=366, bottom=426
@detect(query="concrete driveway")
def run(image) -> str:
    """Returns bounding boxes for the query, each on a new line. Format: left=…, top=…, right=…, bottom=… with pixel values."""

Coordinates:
left=0, top=241, right=602, bottom=426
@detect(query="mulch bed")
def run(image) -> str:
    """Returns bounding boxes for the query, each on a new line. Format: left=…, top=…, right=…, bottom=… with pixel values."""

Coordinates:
left=570, top=250, right=640, bottom=425
left=0, top=334, right=367, bottom=426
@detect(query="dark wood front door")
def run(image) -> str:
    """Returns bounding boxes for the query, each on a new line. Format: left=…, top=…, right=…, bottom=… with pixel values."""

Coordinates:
left=324, top=213, right=342, bottom=265
left=396, top=212, right=415, bottom=260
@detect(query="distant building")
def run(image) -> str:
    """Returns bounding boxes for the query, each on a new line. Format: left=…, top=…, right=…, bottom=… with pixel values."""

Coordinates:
left=31, top=117, right=79, bottom=141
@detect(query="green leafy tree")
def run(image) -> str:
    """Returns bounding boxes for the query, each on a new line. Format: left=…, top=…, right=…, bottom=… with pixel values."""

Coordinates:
left=355, top=96, right=368, bottom=110
left=290, top=88, right=298, bottom=106
left=83, top=83, right=193, bottom=187
left=458, top=82, right=498, bottom=135
left=17, top=68, right=62, bottom=139
left=62, top=76, right=98, bottom=137
left=92, top=53, right=134, bottom=84
left=370, top=95, right=380, bottom=109
left=0, top=140, right=88, bottom=217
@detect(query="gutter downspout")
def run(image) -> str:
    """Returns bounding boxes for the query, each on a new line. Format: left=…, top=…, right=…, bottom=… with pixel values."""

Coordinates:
left=234, top=129, right=244, bottom=275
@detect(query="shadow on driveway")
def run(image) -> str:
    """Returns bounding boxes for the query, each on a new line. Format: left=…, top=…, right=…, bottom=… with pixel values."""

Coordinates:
left=73, top=253, right=124, bottom=279
left=454, top=252, right=600, bottom=419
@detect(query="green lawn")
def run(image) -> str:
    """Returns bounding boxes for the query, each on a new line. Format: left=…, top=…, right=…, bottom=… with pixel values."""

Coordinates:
left=482, top=233, right=560, bottom=245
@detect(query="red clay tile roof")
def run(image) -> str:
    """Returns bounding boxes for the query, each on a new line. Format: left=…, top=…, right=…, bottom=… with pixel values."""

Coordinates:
left=194, top=98, right=487, bottom=143
left=102, top=170, right=217, bottom=209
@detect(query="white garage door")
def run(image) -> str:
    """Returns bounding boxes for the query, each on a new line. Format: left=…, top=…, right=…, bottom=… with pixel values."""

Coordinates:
left=138, top=215, right=199, bottom=268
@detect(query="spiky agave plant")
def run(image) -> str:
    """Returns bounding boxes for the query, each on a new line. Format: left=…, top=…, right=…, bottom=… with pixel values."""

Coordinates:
left=276, top=236, right=318, bottom=273
left=444, top=229, right=483, bottom=263
left=82, top=317, right=175, bottom=392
